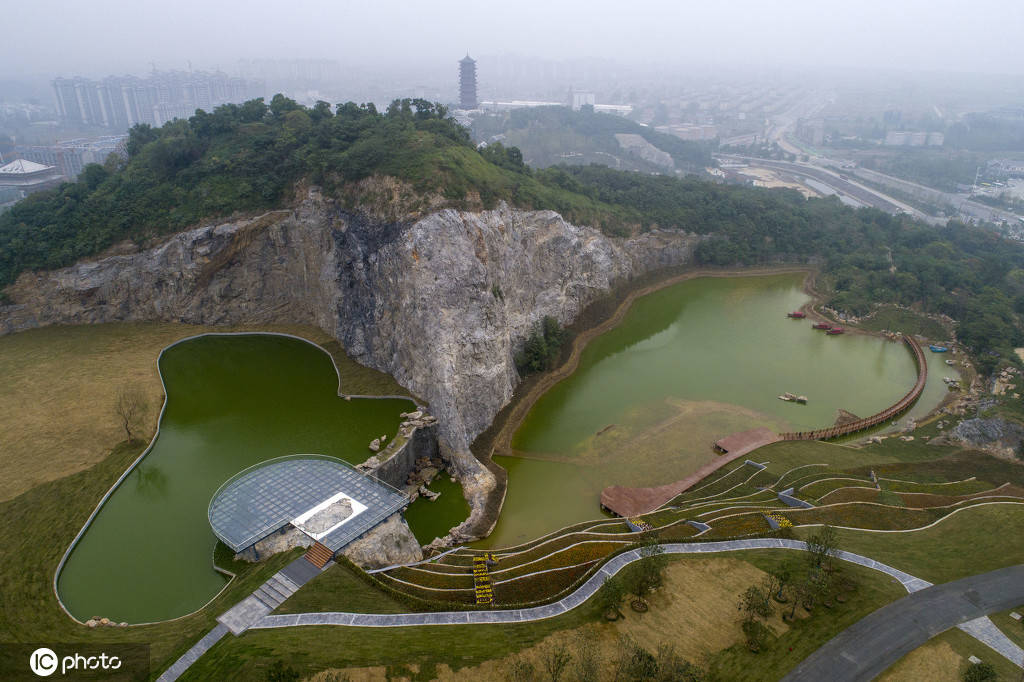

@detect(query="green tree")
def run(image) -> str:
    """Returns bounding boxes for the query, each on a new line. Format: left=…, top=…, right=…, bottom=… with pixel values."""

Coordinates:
left=805, top=525, right=839, bottom=572
left=597, top=575, right=627, bottom=618
left=961, top=660, right=997, bottom=682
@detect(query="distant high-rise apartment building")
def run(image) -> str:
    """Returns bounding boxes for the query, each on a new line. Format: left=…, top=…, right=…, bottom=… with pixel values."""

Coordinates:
left=52, top=71, right=263, bottom=131
left=884, top=130, right=944, bottom=147
left=458, top=55, right=478, bottom=110
left=17, top=136, right=127, bottom=179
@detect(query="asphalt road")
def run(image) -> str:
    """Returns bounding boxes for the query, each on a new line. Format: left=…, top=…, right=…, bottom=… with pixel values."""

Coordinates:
left=783, top=564, right=1024, bottom=681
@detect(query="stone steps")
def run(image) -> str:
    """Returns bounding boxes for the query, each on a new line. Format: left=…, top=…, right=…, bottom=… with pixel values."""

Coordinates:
left=253, top=573, right=300, bottom=609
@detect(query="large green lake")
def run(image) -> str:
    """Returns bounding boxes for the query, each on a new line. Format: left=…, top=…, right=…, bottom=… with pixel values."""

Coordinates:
left=57, top=334, right=413, bottom=624
left=482, top=274, right=957, bottom=547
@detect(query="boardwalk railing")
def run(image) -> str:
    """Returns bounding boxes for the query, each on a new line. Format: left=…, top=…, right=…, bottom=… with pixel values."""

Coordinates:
left=779, top=335, right=928, bottom=441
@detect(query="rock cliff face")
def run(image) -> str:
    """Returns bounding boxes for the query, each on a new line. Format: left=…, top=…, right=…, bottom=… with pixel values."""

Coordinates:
left=1, top=189, right=698, bottom=536
left=951, top=418, right=1024, bottom=459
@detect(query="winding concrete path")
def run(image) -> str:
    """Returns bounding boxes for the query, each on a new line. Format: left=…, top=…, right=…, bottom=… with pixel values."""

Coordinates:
left=156, top=539, right=1024, bottom=680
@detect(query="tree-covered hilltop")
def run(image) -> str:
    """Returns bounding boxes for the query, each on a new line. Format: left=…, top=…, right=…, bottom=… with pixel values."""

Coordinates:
left=0, top=96, right=618, bottom=289
left=471, top=104, right=714, bottom=172
left=1, top=96, right=1024, bottom=372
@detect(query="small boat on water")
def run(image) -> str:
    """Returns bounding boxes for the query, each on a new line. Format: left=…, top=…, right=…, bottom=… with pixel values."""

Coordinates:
left=812, top=322, right=831, bottom=330
left=826, top=327, right=845, bottom=335
left=778, top=392, right=808, bottom=404
left=787, top=311, right=806, bottom=319
left=930, top=345, right=948, bottom=353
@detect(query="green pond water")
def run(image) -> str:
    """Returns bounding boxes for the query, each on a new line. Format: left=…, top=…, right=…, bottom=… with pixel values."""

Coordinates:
left=480, top=274, right=957, bottom=548
left=57, top=334, right=416, bottom=624
left=406, top=475, right=470, bottom=545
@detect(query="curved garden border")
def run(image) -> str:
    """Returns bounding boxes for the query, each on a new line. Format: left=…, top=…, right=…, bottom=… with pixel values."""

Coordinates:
left=251, top=537, right=935, bottom=630
left=52, top=331, right=416, bottom=626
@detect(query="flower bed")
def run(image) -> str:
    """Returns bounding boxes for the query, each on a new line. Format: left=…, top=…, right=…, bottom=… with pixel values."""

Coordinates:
left=491, top=541, right=627, bottom=581
left=816, top=487, right=885, bottom=505
left=698, top=502, right=787, bottom=522
left=765, top=512, right=793, bottom=529
left=703, top=513, right=771, bottom=538
left=388, top=566, right=475, bottom=590
left=667, top=461, right=762, bottom=505
left=783, top=502, right=942, bottom=530
left=653, top=522, right=700, bottom=542
left=877, top=478, right=991, bottom=495
left=375, top=573, right=477, bottom=605
left=494, top=563, right=594, bottom=606
left=897, top=484, right=1024, bottom=508
left=798, top=476, right=875, bottom=499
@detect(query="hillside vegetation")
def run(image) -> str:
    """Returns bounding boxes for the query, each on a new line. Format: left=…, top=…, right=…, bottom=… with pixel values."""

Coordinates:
left=2, top=96, right=1024, bottom=371
left=471, top=105, right=714, bottom=171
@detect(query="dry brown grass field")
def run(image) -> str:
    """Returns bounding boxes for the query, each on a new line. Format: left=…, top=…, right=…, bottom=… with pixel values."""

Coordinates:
left=878, top=639, right=962, bottom=682
left=0, top=322, right=410, bottom=501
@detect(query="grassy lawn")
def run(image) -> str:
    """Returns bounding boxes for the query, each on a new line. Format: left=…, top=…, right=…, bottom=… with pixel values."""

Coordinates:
left=706, top=550, right=909, bottom=681
left=880, top=626, right=1023, bottom=681
left=796, top=502, right=1024, bottom=584
left=275, top=562, right=409, bottom=615
left=185, top=549, right=908, bottom=681
left=0, top=322, right=412, bottom=501
left=752, top=438, right=959, bottom=481
left=0, top=438, right=301, bottom=677
left=990, top=606, right=1024, bottom=652
left=185, top=602, right=603, bottom=680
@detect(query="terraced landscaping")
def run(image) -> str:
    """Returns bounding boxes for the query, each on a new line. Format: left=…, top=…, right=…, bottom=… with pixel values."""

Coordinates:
left=354, top=444, right=1024, bottom=611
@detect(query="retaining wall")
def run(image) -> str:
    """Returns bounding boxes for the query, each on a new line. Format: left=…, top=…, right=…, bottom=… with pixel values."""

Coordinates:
left=363, top=423, right=440, bottom=489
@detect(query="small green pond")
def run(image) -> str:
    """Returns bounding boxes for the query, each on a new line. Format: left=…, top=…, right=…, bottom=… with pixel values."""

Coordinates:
left=57, top=334, right=419, bottom=624
left=480, top=274, right=957, bottom=548
left=405, top=475, right=470, bottom=545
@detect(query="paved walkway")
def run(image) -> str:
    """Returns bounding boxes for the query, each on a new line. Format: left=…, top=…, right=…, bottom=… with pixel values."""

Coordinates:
left=156, top=538, right=1024, bottom=679
left=784, top=564, right=1024, bottom=681
left=248, top=539, right=1001, bottom=632
left=157, top=555, right=330, bottom=681
left=155, top=624, right=228, bottom=682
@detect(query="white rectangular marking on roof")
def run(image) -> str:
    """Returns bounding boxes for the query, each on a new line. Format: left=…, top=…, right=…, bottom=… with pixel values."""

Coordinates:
left=291, top=490, right=368, bottom=540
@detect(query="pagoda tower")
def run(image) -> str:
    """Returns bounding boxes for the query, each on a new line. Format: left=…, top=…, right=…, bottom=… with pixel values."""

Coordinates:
left=458, top=54, right=477, bottom=110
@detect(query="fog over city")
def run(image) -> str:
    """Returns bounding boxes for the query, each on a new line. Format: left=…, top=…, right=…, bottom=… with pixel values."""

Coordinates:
left=3, top=0, right=1024, bottom=79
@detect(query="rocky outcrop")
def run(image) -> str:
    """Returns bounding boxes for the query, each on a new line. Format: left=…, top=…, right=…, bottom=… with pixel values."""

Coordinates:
left=950, top=418, right=1024, bottom=459
left=239, top=526, right=314, bottom=562
left=341, top=513, right=422, bottom=569
left=1, top=189, right=698, bottom=539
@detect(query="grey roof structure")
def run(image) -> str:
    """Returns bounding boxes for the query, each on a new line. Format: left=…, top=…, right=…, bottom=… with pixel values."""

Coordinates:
left=208, top=456, right=408, bottom=553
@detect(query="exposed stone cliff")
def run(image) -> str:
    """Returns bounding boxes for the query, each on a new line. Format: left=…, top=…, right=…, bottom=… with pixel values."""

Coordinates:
left=950, top=417, right=1024, bottom=460
left=2, top=189, right=698, bottom=538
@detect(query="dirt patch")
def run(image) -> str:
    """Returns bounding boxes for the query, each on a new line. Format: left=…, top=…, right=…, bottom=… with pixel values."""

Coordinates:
left=0, top=322, right=405, bottom=501
left=304, top=666, right=394, bottom=682
left=878, top=640, right=962, bottom=682
left=429, top=557, right=782, bottom=680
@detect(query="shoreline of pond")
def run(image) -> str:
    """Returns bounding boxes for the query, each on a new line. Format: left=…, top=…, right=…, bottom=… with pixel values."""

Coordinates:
left=465, top=265, right=966, bottom=544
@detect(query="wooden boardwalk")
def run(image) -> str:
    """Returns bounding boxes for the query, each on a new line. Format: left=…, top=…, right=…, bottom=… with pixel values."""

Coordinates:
left=778, top=335, right=928, bottom=441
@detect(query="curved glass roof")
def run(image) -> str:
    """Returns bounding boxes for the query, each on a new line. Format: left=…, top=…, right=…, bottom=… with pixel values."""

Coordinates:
left=208, top=455, right=408, bottom=553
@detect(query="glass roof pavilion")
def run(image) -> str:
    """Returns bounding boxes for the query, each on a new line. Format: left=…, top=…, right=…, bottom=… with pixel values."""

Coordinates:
left=208, top=455, right=409, bottom=553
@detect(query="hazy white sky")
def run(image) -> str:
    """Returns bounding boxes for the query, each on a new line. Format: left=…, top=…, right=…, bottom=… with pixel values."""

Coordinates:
left=3, top=0, right=1023, bottom=77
